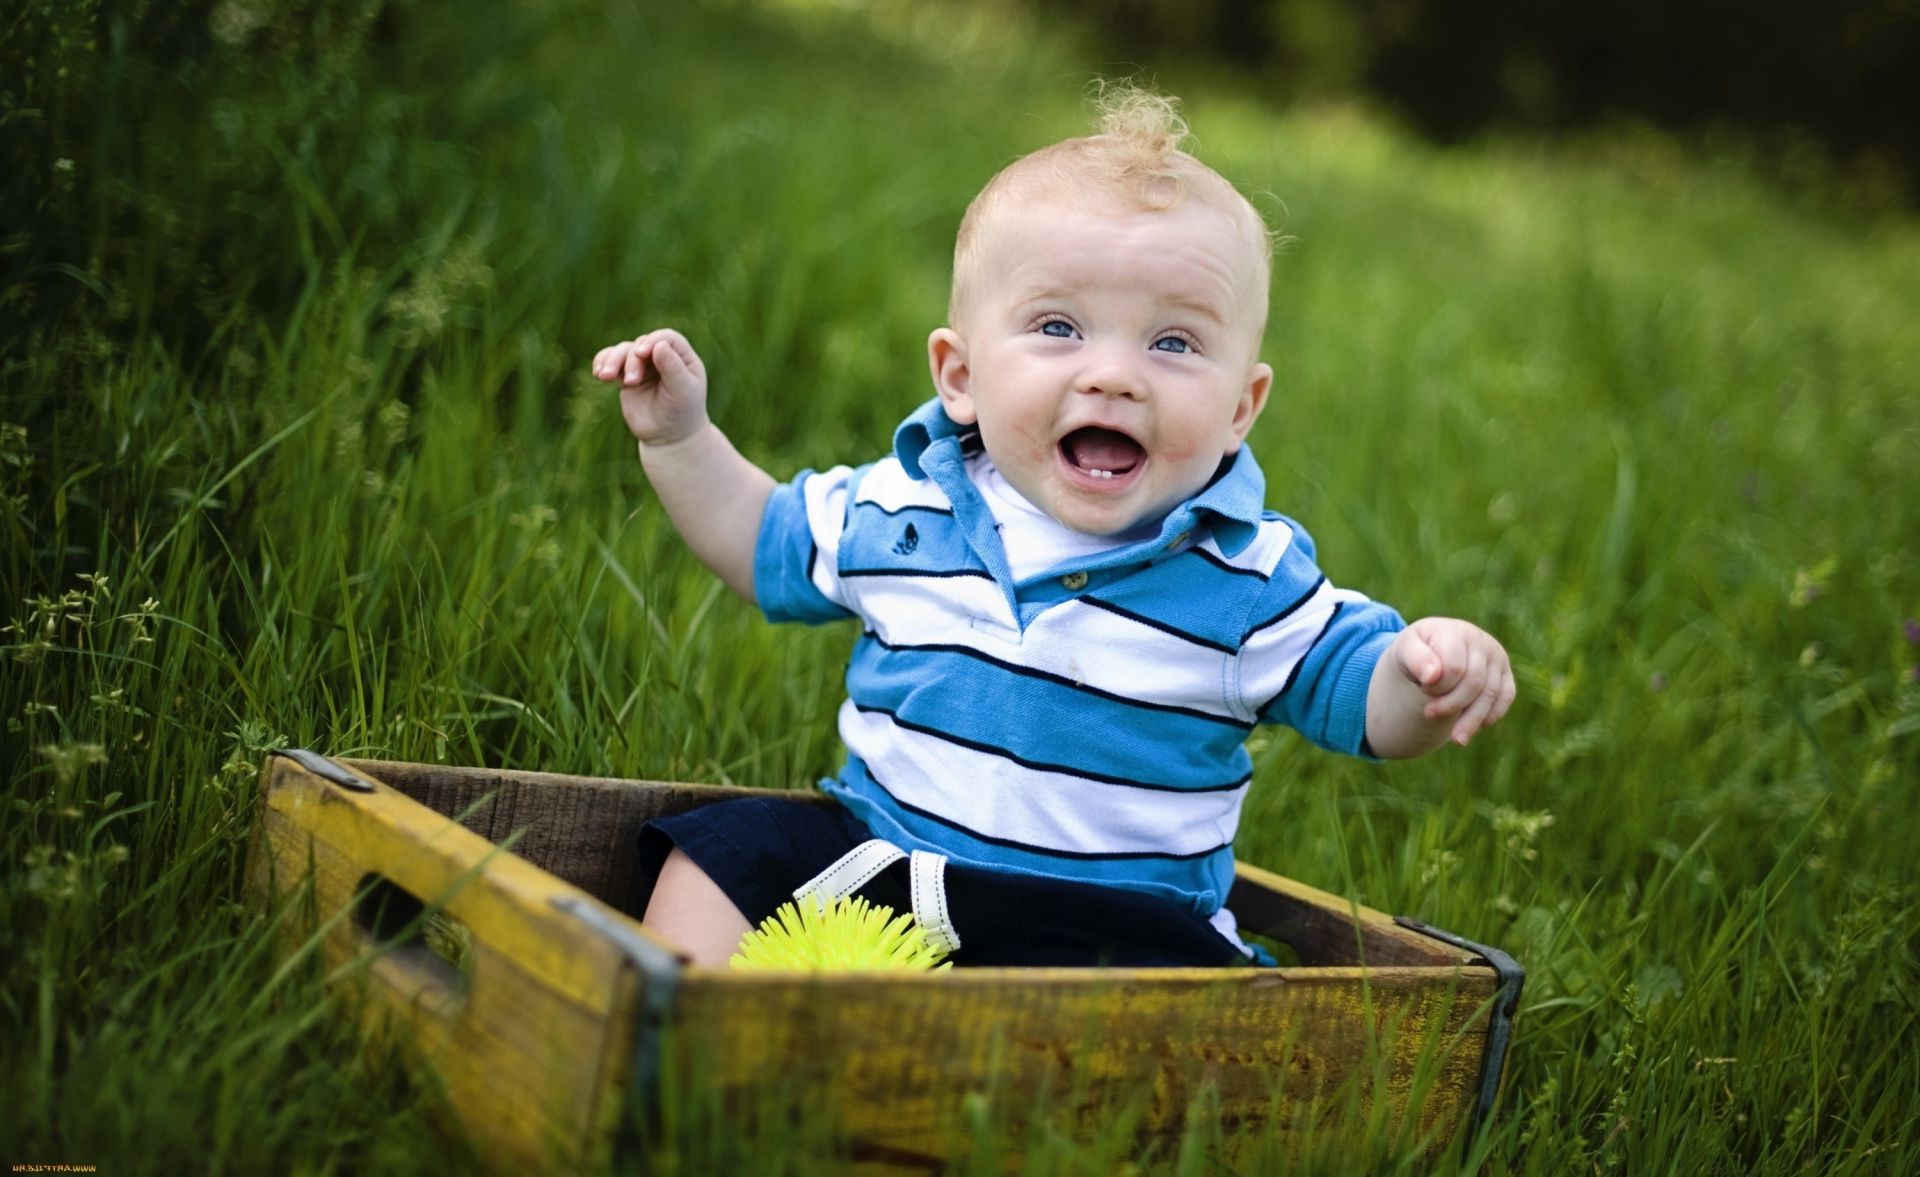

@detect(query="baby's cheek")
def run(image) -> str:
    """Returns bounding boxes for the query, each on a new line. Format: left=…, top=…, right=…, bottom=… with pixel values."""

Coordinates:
left=1153, top=437, right=1207, bottom=463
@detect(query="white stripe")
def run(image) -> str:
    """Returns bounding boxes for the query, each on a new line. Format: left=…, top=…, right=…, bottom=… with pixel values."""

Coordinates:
left=858, top=578, right=1238, bottom=719
left=840, top=702, right=1245, bottom=857
left=1198, top=517, right=1294, bottom=578
left=802, top=466, right=855, bottom=607
left=852, top=458, right=954, bottom=514
left=1237, top=584, right=1370, bottom=707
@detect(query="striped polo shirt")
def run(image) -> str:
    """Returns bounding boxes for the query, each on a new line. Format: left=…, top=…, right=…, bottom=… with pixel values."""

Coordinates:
left=753, top=398, right=1405, bottom=924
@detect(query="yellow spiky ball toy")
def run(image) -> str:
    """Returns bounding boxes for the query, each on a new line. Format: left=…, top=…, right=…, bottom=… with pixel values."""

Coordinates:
left=729, top=894, right=952, bottom=972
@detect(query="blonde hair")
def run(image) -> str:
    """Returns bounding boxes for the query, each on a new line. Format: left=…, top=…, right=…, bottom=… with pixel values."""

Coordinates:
left=948, top=83, right=1273, bottom=326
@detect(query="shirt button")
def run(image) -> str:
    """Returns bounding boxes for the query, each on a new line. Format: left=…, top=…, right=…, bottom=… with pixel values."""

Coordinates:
left=1060, top=571, right=1089, bottom=590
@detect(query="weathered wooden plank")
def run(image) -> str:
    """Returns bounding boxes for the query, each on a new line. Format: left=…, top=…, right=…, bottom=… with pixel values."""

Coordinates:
left=674, top=964, right=1497, bottom=1162
left=247, top=755, right=659, bottom=1170
left=339, top=757, right=812, bottom=914
left=1227, top=861, right=1478, bottom=968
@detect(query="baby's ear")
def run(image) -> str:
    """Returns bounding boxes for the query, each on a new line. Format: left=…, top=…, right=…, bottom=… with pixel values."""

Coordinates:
left=1226, top=361, right=1273, bottom=450
left=928, top=328, right=977, bottom=425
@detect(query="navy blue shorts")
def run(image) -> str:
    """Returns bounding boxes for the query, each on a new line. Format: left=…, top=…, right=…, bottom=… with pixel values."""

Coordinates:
left=636, top=795, right=1256, bottom=968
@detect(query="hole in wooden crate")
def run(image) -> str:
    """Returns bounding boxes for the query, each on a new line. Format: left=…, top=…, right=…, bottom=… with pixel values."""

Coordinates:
left=352, top=873, right=474, bottom=990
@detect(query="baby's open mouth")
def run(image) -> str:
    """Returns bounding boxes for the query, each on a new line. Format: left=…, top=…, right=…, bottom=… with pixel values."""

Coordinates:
left=1059, top=427, right=1144, bottom=481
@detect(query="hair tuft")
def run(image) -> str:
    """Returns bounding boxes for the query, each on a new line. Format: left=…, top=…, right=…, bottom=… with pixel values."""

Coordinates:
left=1090, top=80, right=1190, bottom=162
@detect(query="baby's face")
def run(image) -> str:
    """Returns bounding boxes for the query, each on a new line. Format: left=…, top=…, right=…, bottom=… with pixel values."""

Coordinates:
left=931, top=197, right=1272, bottom=537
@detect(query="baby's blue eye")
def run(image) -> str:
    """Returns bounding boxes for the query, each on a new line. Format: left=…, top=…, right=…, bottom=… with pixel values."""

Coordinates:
left=1040, top=320, right=1075, bottom=338
left=1153, top=336, right=1191, bottom=354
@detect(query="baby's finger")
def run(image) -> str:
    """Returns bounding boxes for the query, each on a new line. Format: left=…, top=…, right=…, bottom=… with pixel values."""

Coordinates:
left=652, top=338, right=705, bottom=394
left=624, top=336, right=659, bottom=386
left=1423, top=622, right=1471, bottom=695
left=592, top=344, right=625, bottom=381
left=1395, top=628, right=1444, bottom=688
left=654, top=330, right=705, bottom=381
left=1450, top=676, right=1503, bottom=745
left=654, top=339, right=682, bottom=376
left=1423, top=645, right=1488, bottom=719
left=1489, top=664, right=1517, bottom=725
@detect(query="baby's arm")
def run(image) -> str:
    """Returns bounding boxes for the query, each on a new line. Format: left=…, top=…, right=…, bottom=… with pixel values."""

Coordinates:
left=1365, top=618, right=1515, bottom=757
left=593, top=329, right=774, bottom=602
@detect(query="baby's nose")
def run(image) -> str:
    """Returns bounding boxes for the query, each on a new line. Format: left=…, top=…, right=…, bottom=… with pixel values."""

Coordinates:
left=1074, top=345, right=1145, bottom=399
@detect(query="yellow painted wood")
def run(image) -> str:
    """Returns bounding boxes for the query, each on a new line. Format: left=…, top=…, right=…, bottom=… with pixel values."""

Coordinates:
left=246, top=755, right=664, bottom=1171
left=244, top=755, right=1515, bottom=1171
left=675, top=964, right=1497, bottom=1163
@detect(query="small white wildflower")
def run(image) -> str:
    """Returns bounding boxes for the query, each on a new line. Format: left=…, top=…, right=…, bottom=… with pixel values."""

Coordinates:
left=377, top=400, right=411, bottom=445
left=509, top=504, right=558, bottom=531
left=39, top=742, right=107, bottom=785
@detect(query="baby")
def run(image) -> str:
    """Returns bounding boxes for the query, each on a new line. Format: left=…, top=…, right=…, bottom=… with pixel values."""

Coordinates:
left=593, top=89, right=1513, bottom=968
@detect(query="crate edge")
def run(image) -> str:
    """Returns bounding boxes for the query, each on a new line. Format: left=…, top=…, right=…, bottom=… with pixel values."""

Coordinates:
left=1392, top=915, right=1525, bottom=1146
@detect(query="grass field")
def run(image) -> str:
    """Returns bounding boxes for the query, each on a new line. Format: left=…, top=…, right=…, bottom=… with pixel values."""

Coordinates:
left=4, top=0, right=1918, bottom=1171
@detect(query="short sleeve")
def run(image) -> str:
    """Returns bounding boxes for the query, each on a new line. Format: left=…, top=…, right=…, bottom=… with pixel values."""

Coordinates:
left=753, top=464, right=864, bottom=625
left=1236, top=531, right=1404, bottom=757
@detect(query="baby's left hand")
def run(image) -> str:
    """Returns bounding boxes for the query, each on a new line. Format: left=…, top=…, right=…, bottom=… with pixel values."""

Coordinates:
left=1389, top=618, right=1515, bottom=746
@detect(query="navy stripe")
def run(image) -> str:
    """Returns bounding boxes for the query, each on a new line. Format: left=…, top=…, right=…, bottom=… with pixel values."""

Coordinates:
left=850, top=500, right=956, bottom=519
left=1242, top=574, right=1328, bottom=642
left=853, top=702, right=1249, bottom=793
left=862, top=631, right=1253, bottom=730
left=840, top=567, right=994, bottom=581
left=1191, top=544, right=1271, bottom=581
left=1079, top=594, right=1237, bottom=654
left=867, top=767, right=1231, bottom=862
left=1256, top=601, right=1345, bottom=716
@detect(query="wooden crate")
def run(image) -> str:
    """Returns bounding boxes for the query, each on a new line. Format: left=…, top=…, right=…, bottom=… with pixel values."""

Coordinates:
left=244, top=749, right=1522, bottom=1170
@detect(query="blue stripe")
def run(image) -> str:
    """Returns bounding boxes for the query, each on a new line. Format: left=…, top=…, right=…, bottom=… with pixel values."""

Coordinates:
left=755, top=476, right=855, bottom=625
left=1242, top=574, right=1327, bottom=642
left=859, top=631, right=1252, bottom=729
left=837, top=505, right=987, bottom=575
left=850, top=638, right=1254, bottom=756
left=852, top=702, right=1251, bottom=793
left=850, top=641, right=1253, bottom=787
left=1088, top=554, right=1281, bottom=649
left=1078, top=594, right=1236, bottom=654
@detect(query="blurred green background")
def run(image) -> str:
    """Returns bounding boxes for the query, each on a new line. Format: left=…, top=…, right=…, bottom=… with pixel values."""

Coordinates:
left=3, top=1, right=1916, bottom=1172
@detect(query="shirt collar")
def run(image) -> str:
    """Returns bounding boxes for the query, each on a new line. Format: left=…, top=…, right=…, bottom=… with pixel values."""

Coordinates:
left=892, top=397, right=1267, bottom=557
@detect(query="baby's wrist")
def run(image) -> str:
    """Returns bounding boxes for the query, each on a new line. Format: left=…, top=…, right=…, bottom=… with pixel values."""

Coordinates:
left=636, top=418, right=716, bottom=454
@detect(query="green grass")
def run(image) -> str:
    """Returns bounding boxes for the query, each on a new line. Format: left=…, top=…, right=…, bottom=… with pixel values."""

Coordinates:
left=4, top=0, right=1917, bottom=1171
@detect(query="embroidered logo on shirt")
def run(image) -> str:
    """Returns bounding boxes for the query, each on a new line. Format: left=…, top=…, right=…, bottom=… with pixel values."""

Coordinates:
left=892, top=523, right=920, bottom=556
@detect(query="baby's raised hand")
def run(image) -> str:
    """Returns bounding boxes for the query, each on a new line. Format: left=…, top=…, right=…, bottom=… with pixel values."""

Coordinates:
left=1389, top=618, right=1515, bottom=746
left=592, top=328, right=710, bottom=447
